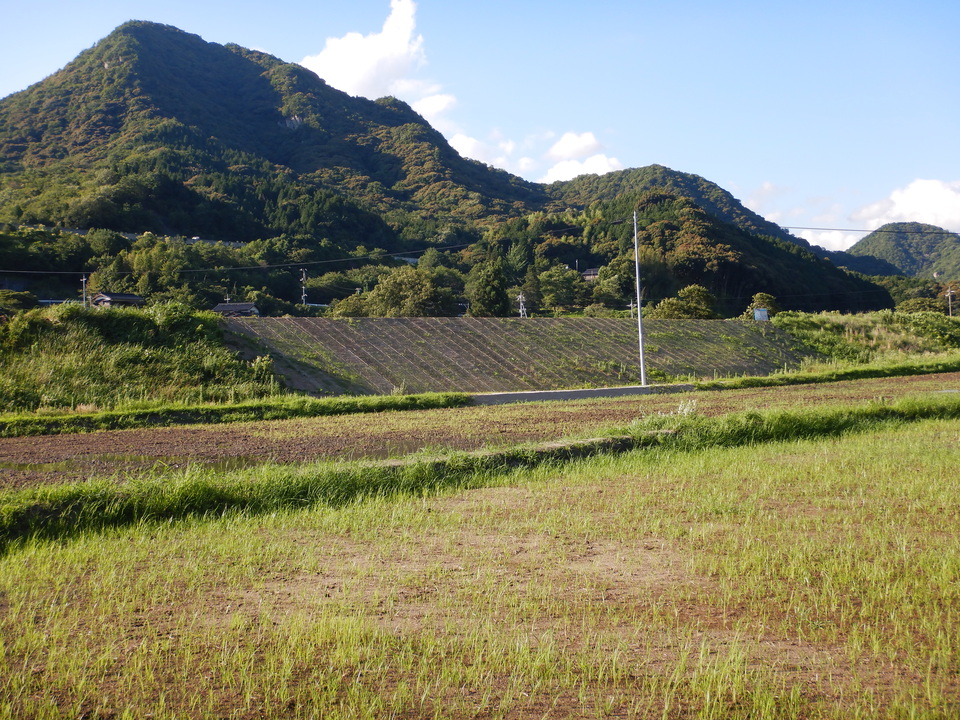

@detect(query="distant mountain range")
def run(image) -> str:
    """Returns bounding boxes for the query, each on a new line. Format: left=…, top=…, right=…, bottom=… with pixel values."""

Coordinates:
left=0, top=21, right=907, bottom=312
left=825, top=223, right=960, bottom=281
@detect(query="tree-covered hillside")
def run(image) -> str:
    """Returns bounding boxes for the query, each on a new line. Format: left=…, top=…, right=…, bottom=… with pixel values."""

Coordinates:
left=0, top=21, right=544, bottom=246
left=0, top=21, right=893, bottom=316
left=836, top=222, right=960, bottom=281
left=546, top=165, right=806, bottom=247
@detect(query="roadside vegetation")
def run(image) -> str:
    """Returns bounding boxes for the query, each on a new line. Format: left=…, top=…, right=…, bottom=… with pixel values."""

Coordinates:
left=771, top=309, right=960, bottom=362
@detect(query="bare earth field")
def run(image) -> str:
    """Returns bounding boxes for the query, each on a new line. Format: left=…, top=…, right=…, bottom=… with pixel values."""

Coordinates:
left=2, top=371, right=959, bottom=490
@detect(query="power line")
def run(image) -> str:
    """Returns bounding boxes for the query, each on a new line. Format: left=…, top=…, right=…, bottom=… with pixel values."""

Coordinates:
left=0, top=243, right=474, bottom=278
left=785, top=226, right=959, bottom=236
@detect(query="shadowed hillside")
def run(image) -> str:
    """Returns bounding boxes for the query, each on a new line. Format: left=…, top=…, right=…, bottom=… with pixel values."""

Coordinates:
left=224, top=317, right=811, bottom=395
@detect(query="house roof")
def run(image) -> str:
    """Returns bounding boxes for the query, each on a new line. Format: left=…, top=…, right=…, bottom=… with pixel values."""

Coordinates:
left=91, top=292, right=145, bottom=304
left=212, top=302, right=259, bottom=314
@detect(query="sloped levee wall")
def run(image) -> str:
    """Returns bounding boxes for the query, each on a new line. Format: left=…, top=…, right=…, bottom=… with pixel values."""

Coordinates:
left=224, top=317, right=812, bottom=395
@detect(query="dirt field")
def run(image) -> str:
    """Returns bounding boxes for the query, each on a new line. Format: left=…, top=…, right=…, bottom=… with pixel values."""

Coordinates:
left=2, top=372, right=959, bottom=491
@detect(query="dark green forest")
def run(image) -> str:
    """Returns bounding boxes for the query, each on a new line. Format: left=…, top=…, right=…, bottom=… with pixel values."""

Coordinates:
left=0, top=20, right=913, bottom=318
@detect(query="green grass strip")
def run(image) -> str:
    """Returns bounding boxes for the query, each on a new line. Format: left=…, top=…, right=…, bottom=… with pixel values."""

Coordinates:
left=2, top=394, right=960, bottom=552
left=693, top=353, right=960, bottom=391
left=623, top=392, right=960, bottom=451
left=0, top=392, right=471, bottom=437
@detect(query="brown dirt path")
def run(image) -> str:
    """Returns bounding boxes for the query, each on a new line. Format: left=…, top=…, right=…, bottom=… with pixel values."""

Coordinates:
left=2, top=372, right=958, bottom=490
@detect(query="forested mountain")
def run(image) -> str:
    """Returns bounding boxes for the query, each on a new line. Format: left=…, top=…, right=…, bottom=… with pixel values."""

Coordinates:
left=830, top=223, right=960, bottom=281
left=0, top=21, right=546, bottom=247
left=546, top=165, right=807, bottom=248
left=0, top=21, right=892, bottom=315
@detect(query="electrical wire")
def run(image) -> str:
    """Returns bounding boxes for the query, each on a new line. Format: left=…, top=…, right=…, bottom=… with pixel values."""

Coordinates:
left=0, top=242, right=475, bottom=277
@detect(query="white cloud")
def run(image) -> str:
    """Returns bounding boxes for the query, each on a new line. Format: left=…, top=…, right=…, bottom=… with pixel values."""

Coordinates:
left=299, top=3, right=625, bottom=187
left=300, top=1, right=465, bottom=138
left=449, top=133, right=487, bottom=161
left=539, top=154, right=624, bottom=184
left=781, top=179, right=960, bottom=252
left=517, top=156, right=537, bottom=173
left=744, top=181, right=791, bottom=219
left=301, top=0, right=425, bottom=99
left=412, top=93, right=457, bottom=129
left=797, top=229, right=864, bottom=253
left=546, top=131, right=603, bottom=161
left=449, top=131, right=541, bottom=177
left=852, top=179, right=960, bottom=231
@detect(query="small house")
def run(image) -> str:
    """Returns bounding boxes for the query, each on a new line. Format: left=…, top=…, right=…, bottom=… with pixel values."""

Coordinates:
left=211, top=302, right=260, bottom=317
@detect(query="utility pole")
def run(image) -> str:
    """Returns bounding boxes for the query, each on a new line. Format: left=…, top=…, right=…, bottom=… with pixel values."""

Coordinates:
left=633, top=211, right=648, bottom=386
left=517, top=292, right=528, bottom=318
left=81, top=275, right=87, bottom=307
left=946, top=286, right=956, bottom=317
left=300, top=268, right=308, bottom=305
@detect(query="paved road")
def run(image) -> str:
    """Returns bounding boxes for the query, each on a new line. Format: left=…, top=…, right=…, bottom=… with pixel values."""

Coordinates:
left=471, top=383, right=695, bottom=405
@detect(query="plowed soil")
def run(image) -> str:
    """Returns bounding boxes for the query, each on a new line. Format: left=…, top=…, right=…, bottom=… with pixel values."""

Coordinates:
left=2, top=372, right=958, bottom=491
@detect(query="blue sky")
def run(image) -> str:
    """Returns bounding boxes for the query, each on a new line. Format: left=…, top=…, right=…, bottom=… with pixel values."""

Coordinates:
left=2, top=0, right=959, bottom=251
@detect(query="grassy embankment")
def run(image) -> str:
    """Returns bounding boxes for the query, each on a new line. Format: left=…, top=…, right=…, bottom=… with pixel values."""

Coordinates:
left=2, top=305, right=960, bottom=437
left=0, top=302, right=470, bottom=435
left=2, top=392, right=958, bottom=718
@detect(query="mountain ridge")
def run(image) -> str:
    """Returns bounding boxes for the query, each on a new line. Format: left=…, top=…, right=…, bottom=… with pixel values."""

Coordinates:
left=0, top=21, right=796, bottom=243
left=817, top=222, right=960, bottom=283
left=0, top=21, right=892, bottom=314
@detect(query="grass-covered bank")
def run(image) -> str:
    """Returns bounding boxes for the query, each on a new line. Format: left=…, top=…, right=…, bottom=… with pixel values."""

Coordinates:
left=4, top=393, right=960, bottom=552
left=771, top=309, right=960, bottom=362
left=0, top=302, right=280, bottom=413
left=3, top=304, right=960, bottom=438
left=694, top=351, right=960, bottom=391
left=2, top=409, right=958, bottom=717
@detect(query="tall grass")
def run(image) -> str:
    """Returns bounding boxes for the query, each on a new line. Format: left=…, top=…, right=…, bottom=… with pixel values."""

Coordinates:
left=772, top=309, right=960, bottom=362
left=4, top=393, right=960, bottom=553
left=0, top=302, right=280, bottom=413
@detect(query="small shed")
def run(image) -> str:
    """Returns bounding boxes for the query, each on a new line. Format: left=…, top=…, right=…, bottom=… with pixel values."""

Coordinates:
left=91, top=292, right=145, bottom=308
left=212, top=302, right=261, bottom=317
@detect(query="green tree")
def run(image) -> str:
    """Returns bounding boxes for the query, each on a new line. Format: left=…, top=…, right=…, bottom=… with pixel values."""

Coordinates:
left=504, top=240, right=530, bottom=283
left=539, top=265, right=585, bottom=314
left=364, top=266, right=456, bottom=317
left=329, top=292, right=368, bottom=317
left=0, top=290, right=39, bottom=315
left=896, top=297, right=947, bottom=314
left=647, top=284, right=719, bottom=319
left=465, top=255, right=510, bottom=316
left=520, top=265, right=543, bottom=314
left=740, top=292, right=781, bottom=319
left=591, top=265, right=628, bottom=308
